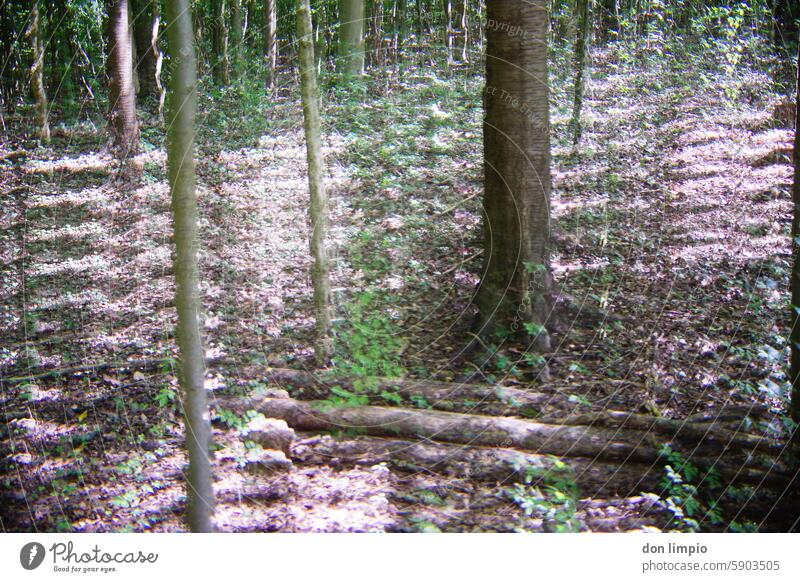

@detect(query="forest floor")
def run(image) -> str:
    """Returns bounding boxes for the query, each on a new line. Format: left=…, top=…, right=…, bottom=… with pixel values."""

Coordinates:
left=1, top=39, right=798, bottom=532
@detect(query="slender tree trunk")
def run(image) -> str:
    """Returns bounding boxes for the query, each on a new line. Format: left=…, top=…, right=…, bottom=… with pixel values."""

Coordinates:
left=339, top=0, right=366, bottom=75
left=443, top=0, right=454, bottom=65
left=461, top=0, right=468, bottom=63
left=264, top=0, right=277, bottom=88
left=474, top=0, right=555, bottom=350
left=26, top=1, right=49, bottom=142
left=151, top=6, right=166, bottom=121
left=297, top=0, right=333, bottom=363
left=372, top=0, right=385, bottom=68
left=570, top=0, right=590, bottom=144
left=790, top=40, right=800, bottom=424
left=107, top=0, right=139, bottom=156
left=165, top=0, right=215, bottom=533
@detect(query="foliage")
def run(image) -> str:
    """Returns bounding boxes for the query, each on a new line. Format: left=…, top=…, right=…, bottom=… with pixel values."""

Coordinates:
left=504, top=460, right=583, bottom=532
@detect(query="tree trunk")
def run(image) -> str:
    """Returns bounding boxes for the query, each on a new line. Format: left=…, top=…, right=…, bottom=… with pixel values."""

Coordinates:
left=26, top=0, right=49, bottom=142
left=371, top=0, right=385, bottom=68
left=297, top=0, right=333, bottom=363
left=790, top=39, right=800, bottom=424
left=107, top=0, right=139, bottom=156
left=442, top=0, right=454, bottom=65
left=570, top=0, right=590, bottom=144
left=339, top=0, right=366, bottom=75
left=474, top=0, right=555, bottom=349
left=264, top=0, right=277, bottom=88
left=165, top=0, right=215, bottom=533
left=230, top=0, right=243, bottom=76
left=211, top=0, right=229, bottom=84
left=131, top=0, right=158, bottom=99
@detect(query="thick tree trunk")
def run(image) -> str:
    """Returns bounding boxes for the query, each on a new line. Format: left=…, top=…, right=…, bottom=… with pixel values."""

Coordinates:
left=264, top=0, right=277, bottom=88
left=339, top=0, right=366, bottom=75
left=570, top=0, right=590, bottom=144
left=211, top=0, right=229, bottom=84
left=26, top=1, right=49, bottom=142
left=165, top=0, right=215, bottom=533
left=131, top=0, right=157, bottom=99
left=297, top=0, right=333, bottom=363
left=218, top=396, right=797, bottom=488
left=474, top=0, right=555, bottom=348
left=107, top=0, right=139, bottom=156
left=230, top=0, right=243, bottom=76
left=791, top=40, right=800, bottom=424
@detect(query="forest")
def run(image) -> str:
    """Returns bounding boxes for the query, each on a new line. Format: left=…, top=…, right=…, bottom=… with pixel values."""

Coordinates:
left=1, top=0, right=800, bottom=534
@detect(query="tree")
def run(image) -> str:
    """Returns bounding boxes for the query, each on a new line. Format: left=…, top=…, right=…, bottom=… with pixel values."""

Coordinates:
left=790, top=40, right=800, bottom=424
left=107, top=0, right=139, bottom=156
left=339, top=0, right=366, bottom=75
left=25, top=0, right=49, bottom=142
left=474, top=0, right=555, bottom=351
left=264, top=0, right=278, bottom=88
left=131, top=0, right=158, bottom=100
left=211, top=0, right=229, bottom=84
left=297, top=0, right=333, bottom=363
left=570, top=0, right=591, bottom=144
left=230, top=0, right=243, bottom=76
left=165, top=0, right=216, bottom=532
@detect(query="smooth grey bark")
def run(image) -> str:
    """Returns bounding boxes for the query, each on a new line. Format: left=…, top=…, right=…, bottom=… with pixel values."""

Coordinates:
left=297, top=0, right=333, bottom=363
left=107, top=0, right=139, bottom=156
left=264, top=0, right=277, bottom=88
left=339, top=0, right=365, bottom=75
left=165, top=0, right=215, bottom=532
left=26, top=0, right=49, bottom=142
left=570, top=0, right=590, bottom=144
left=474, top=0, right=555, bottom=349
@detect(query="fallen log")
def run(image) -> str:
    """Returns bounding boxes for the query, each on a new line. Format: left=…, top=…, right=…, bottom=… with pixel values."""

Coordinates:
left=538, top=410, right=781, bottom=454
left=261, top=367, right=576, bottom=416
left=293, top=434, right=664, bottom=496
left=214, top=396, right=796, bottom=486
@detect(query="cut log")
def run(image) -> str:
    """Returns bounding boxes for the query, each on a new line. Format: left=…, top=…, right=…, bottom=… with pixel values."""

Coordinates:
left=214, top=396, right=797, bottom=487
left=242, top=416, right=295, bottom=455
left=293, top=434, right=663, bottom=496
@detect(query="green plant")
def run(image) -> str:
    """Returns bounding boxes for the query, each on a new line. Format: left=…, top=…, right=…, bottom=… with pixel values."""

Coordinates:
left=505, top=460, right=582, bottom=532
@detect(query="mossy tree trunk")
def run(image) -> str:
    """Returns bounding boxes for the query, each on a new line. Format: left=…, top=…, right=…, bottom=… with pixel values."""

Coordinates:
left=339, top=0, right=365, bottom=75
left=474, top=0, right=555, bottom=350
left=26, top=0, right=49, bottom=142
left=165, top=0, right=215, bottom=532
left=297, top=0, right=333, bottom=363
left=107, top=0, right=139, bottom=156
